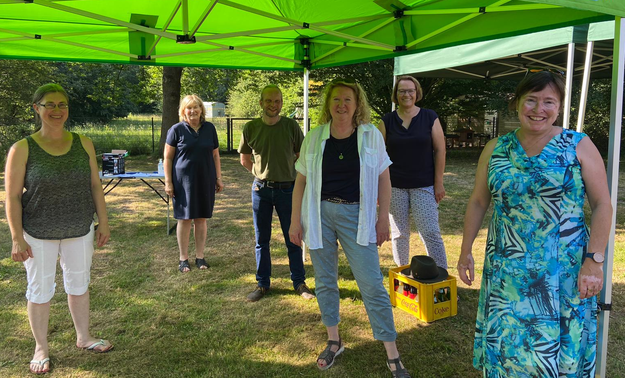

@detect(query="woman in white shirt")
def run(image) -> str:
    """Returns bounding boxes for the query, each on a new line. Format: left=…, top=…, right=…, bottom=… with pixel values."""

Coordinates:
left=289, top=78, right=410, bottom=378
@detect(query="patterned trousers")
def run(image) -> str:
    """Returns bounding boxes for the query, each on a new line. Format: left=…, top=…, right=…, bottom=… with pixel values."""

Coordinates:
left=389, top=186, right=448, bottom=268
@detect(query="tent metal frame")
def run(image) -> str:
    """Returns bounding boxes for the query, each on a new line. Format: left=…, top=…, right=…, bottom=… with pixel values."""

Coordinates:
left=599, top=15, right=624, bottom=378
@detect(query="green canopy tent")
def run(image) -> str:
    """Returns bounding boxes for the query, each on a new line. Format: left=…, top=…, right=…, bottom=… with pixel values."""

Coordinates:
left=394, top=21, right=615, bottom=80
left=0, top=0, right=622, bottom=70
left=1, top=1, right=624, bottom=376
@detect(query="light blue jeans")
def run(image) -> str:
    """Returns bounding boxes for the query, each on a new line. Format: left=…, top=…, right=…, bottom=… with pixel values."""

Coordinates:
left=309, top=200, right=397, bottom=342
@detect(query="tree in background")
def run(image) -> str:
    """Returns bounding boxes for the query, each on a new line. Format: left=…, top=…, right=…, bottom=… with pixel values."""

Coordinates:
left=227, top=70, right=302, bottom=118
left=0, top=60, right=55, bottom=126
left=159, top=66, right=183, bottom=154
left=53, top=63, right=157, bottom=125
left=417, top=77, right=517, bottom=132
left=569, top=79, right=625, bottom=156
left=182, top=68, right=239, bottom=104
left=0, top=60, right=56, bottom=165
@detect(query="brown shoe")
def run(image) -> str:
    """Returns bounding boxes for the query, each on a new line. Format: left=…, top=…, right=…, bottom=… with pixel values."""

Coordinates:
left=296, top=283, right=316, bottom=300
left=246, top=287, right=269, bottom=302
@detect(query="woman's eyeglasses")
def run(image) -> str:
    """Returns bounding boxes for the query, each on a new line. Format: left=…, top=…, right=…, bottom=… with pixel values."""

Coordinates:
left=522, top=98, right=559, bottom=110
left=398, top=89, right=416, bottom=95
left=38, top=103, right=69, bottom=110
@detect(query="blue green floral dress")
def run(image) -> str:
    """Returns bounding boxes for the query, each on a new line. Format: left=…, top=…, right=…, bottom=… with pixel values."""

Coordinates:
left=474, top=128, right=597, bottom=377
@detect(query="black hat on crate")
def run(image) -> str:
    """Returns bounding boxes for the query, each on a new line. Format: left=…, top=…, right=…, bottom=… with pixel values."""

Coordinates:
left=401, top=255, right=448, bottom=284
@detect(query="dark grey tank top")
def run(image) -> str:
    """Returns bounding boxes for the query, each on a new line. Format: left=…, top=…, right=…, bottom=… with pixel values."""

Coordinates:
left=22, top=132, right=95, bottom=239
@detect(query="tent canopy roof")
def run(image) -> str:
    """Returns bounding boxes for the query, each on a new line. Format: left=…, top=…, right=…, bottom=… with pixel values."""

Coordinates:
left=0, top=0, right=623, bottom=70
left=394, top=20, right=615, bottom=80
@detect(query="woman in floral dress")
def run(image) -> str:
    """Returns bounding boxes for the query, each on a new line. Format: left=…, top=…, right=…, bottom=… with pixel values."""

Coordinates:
left=457, top=71, right=612, bottom=377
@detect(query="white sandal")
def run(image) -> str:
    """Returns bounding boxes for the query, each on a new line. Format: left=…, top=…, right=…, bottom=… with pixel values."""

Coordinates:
left=29, top=357, right=50, bottom=374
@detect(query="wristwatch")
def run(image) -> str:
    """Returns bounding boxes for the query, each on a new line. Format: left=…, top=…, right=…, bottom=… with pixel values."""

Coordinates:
left=585, top=252, right=605, bottom=263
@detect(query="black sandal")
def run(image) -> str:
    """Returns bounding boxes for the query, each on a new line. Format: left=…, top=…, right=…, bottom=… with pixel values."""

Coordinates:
left=317, top=338, right=344, bottom=371
left=195, top=258, right=209, bottom=270
left=178, top=259, right=191, bottom=273
left=387, top=357, right=411, bottom=378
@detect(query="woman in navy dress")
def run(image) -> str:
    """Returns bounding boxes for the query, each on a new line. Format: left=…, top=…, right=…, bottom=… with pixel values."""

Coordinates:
left=164, top=94, right=223, bottom=273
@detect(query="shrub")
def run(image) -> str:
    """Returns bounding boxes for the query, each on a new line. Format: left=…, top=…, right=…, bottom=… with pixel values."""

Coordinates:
left=0, top=124, right=34, bottom=167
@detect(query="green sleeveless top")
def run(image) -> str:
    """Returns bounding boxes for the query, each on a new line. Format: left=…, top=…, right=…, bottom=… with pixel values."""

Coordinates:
left=22, top=132, right=95, bottom=239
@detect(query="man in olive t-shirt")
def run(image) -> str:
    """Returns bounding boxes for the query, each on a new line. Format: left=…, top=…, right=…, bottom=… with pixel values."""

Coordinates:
left=238, top=84, right=315, bottom=302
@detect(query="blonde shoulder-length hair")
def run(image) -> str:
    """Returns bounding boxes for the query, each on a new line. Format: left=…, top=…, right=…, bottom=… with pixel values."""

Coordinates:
left=178, top=94, right=206, bottom=123
left=319, top=79, right=371, bottom=127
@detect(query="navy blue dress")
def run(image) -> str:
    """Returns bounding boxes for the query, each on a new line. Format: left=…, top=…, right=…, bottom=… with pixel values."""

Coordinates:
left=165, top=121, right=219, bottom=219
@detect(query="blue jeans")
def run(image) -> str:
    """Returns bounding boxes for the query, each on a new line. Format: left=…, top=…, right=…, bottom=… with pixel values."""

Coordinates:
left=309, top=200, right=397, bottom=342
left=251, top=179, right=305, bottom=290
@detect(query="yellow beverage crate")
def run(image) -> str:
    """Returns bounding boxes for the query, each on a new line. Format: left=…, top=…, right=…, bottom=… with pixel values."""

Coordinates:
left=389, top=265, right=457, bottom=322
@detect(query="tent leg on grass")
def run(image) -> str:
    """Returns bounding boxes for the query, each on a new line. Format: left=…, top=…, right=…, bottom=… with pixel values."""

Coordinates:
left=598, top=15, right=625, bottom=378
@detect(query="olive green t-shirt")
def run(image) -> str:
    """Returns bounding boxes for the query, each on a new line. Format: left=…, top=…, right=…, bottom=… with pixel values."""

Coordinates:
left=238, top=117, right=304, bottom=182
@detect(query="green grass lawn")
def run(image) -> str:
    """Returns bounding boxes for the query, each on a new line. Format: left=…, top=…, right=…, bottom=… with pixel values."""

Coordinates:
left=1, top=151, right=625, bottom=377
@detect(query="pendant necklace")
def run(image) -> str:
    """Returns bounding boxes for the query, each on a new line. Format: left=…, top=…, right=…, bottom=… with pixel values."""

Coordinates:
left=338, top=139, right=345, bottom=160
left=331, top=136, right=345, bottom=160
left=332, top=129, right=354, bottom=160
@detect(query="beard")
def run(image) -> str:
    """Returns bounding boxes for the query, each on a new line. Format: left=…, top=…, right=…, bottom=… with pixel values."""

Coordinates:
left=264, top=109, right=279, bottom=117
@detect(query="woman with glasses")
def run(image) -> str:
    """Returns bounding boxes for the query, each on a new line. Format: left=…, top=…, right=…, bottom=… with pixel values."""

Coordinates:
left=5, top=83, right=113, bottom=374
left=290, top=79, right=411, bottom=377
left=164, top=94, right=223, bottom=273
left=457, top=71, right=611, bottom=376
left=378, top=76, right=448, bottom=269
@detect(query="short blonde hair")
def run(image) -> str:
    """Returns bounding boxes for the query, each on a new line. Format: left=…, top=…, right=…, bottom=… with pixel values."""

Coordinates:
left=178, top=94, right=206, bottom=123
left=319, top=79, right=371, bottom=126
left=391, top=76, right=423, bottom=105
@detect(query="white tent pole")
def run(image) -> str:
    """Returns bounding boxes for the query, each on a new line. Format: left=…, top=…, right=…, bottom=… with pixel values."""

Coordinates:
left=302, top=67, right=310, bottom=262
left=562, top=42, right=575, bottom=129
left=303, top=67, right=309, bottom=135
left=391, top=75, right=397, bottom=112
left=577, top=41, right=594, bottom=132
left=597, top=16, right=624, bottom=378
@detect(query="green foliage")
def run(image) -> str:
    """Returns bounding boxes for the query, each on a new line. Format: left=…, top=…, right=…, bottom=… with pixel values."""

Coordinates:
left=54, top=63, right=158, bottom=124
left=0, top=60, right=55, bottom=125
left=418, top=78, right=517, bottom=132
left=227, top=70, right=302, bottom=118
left=181, top=68, right=239, bottom=103
left=136, top=66, right=163, bottom=114
left=0, top=123, right=34, bottom=167
left=569, top=79, right=620, bottom=156
left=0, top=60, right=54, bottom=165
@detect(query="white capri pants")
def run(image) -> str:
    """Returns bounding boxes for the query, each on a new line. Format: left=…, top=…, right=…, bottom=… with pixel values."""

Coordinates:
left=23, top=224, right=94, bottom=304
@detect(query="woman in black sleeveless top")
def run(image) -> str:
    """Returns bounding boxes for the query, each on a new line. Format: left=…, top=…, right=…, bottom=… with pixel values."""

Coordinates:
left=379, top=76, right=448, bottom=270
left=6, top=84, right=112, bottom=374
